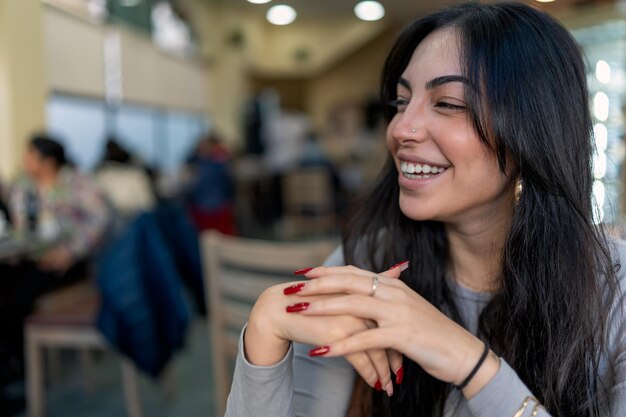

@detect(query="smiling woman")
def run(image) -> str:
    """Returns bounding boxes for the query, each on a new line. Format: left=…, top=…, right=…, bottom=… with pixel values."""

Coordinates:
left=225, top=3, right=626, bottom=417
left=387, top=28, right=514, bottom=225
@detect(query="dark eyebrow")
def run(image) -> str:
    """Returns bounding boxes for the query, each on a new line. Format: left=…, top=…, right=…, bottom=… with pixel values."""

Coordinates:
left=425, top=75, right=471, bottom=90
left=397, top=75, right=472, bottom=92
left=398, top=77, right=411, bottom=91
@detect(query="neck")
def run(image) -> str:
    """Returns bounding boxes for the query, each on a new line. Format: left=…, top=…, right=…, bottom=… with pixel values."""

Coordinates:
left=445, top=201, right=514, bottom=293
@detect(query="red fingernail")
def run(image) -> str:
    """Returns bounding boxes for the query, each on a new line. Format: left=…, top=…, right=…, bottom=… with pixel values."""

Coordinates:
left=309, top=346, right=330, bottom=357
left=294, top=267, right=314, bottom=275
left=390, top=261, right=409, bottom=271
left=286, top=302, right=309, bottom=312
left=374, top=380, right=382, bottom=391
left=395, top=366, right=404, bottom=385
left=283, top=283, right=305, bottom=295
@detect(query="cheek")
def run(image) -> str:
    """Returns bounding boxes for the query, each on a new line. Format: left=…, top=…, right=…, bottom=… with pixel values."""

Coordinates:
left=23, top=155, right=34, bottom=171
left=385, top=122, right=398, bottom=151
left=385, top=134, right=394, bottom=152
left=24, top=154, right=42, bottom=174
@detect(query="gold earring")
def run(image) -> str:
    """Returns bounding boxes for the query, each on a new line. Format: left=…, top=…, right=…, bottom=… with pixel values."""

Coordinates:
left=515, top=179, right=523, bottom=204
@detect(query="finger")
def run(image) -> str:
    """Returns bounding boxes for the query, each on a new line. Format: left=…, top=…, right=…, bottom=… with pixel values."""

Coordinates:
left=367, top=349, right=393, bottom=396
left=311, top=328, right=396, bottom=358
left=387, top=350, right=404, bottom=385
left=305, top=261, right=409, bottom=280
left=380, top=261, right=409, bottom=280
left=296, top=274, right=403, bottom=298
left=300, top=294, right=392, bottom=321
left=304, top=265, right=373, bottom=279
left=344, top=352, right=380, bottom=390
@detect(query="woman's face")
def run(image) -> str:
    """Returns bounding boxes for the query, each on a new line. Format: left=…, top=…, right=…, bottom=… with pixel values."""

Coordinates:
left=23, top=146, right=44, bottom=178
left=386, top=28, right=514, bottom=226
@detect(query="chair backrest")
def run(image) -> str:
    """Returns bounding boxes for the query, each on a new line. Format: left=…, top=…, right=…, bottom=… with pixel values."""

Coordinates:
left=281, top=167, right=336, bottom=238
left=282, top=167, right=334, bottom=214
left=200, top=231, right=337, bottom=416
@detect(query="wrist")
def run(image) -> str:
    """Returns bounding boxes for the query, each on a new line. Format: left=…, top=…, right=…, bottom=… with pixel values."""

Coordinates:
left=452, top=335, right=499, bottom=398
left=461, top=351, right=500, bottom=399
left=243, top=314, right=290, bottom=366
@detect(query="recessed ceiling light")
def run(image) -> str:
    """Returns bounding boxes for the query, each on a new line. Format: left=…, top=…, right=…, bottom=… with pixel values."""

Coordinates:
left=534, top=0, right=555, bottom=3
left=354, top=1, right=385, bottom=22
left=247, top=0, right=272, bottom=4
left=267, top=5, right=297, bottom=26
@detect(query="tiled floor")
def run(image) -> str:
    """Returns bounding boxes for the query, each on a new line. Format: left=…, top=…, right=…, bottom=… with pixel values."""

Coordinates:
left=15, top=319, right=217, bottom=417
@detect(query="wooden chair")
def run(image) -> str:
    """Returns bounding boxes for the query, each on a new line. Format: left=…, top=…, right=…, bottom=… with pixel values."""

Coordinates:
left=25, top=280, right=144, bottom=417
left=200, top=231, right=337, bottom=416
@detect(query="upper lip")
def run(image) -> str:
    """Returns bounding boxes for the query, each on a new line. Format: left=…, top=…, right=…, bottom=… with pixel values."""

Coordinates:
left=397, top=153, right=450, bottom=168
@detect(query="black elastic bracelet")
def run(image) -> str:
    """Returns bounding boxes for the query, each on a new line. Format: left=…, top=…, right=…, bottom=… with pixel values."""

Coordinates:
left=455, top=341, right=490, bottom=391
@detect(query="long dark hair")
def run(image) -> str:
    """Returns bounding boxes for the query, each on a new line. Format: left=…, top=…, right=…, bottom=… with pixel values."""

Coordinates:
left=343, top=3, right=618, bottom=416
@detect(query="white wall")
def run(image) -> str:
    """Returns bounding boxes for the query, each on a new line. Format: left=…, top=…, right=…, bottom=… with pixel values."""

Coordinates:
left=43, top=5, right=209, bottom=113
left=43, top=5, right=211, bottom=173
left=44, top=7, right=106, bottom=97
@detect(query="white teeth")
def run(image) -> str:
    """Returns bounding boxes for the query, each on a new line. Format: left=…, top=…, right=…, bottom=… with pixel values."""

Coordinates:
left=400, top=161, right=446, bottom=177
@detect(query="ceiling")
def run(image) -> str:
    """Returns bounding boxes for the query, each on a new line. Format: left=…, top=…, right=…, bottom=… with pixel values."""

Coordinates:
left=206, top=0, right=581, bottom=23
left=226, top=0, right=440, bottom=20
left=187, top=0, right=605, bottom=78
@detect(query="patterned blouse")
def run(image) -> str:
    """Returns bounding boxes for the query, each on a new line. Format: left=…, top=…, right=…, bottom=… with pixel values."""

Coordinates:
left=8, top=168, right=111, bottom=261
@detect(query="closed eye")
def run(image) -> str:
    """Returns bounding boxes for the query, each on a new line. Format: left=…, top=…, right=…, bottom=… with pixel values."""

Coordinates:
left=436, top=102, right=465, bottom=111
left=389, top=98, right=409, bottom=111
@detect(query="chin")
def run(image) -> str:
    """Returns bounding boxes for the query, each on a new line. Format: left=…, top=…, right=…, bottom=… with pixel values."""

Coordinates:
left=398, top=195, right=439, bottom=222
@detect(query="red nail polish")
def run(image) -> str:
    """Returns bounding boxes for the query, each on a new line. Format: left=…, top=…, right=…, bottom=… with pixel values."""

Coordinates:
left=390, top=261, right=409, bottom=270
left=308, top=346, right=330, bottom=357
left=395, top=366, right=404, bottom=385
left=286, top=302, right=309, bottom=312
left=374, top=380, right=382, bottom=391
left=283, top=283, right=305, bottom=295
left=294, top=267, right=314, bottom=275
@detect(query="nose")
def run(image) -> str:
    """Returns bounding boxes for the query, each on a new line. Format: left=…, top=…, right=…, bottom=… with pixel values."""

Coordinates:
left=390, top=107, right=428, bottom=146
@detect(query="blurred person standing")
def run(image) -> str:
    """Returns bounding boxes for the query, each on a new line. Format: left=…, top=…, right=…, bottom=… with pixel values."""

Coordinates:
left=184, top=132, right=236, bottom=234
left=0, top=134, right=111, bottom=382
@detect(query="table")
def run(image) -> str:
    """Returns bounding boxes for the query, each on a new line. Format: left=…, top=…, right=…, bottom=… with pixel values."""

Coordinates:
left=0, top=233, right=55, bottom=261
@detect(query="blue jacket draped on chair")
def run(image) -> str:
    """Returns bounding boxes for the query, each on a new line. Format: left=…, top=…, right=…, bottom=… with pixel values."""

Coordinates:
left=96, top=206, right=201, bottom=377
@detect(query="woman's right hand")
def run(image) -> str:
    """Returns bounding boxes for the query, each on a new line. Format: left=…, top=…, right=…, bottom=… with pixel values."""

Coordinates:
left=244, top=264, right=407, bottom=396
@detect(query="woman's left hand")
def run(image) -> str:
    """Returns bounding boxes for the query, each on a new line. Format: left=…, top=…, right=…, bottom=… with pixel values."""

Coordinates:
left=290, top=265, right=500, bottom=397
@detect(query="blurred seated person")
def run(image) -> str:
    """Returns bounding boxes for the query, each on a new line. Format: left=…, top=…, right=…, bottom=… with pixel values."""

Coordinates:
left=0, top=134, right=111, bottom=377
left=184, top=133, right=236, bottom=234
left=95, top=137, right=156, bottom=220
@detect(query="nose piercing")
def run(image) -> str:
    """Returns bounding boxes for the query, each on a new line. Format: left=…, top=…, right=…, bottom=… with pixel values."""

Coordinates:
left=410, top=128, right=417, bottom=133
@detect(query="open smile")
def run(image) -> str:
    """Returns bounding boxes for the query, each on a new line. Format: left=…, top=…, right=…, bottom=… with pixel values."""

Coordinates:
left=399, top=160, right=449, bottom=179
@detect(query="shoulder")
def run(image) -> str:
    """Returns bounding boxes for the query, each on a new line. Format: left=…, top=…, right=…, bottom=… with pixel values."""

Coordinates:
left=323, top=246, right=344, bottom=267
left=11, top=174, right=32, bottom=189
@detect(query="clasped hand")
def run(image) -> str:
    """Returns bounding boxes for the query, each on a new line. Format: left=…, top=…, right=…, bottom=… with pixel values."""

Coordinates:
left=244, top=263, right=488, bottom=398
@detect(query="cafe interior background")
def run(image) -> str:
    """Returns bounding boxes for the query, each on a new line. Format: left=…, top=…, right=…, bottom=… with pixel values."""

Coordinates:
left=0, top=0, right=625, bottom=416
